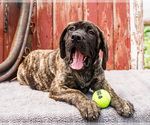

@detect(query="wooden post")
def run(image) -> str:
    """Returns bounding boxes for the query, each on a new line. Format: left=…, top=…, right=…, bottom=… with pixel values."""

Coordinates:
left=130, top=0, right=144, bottom=69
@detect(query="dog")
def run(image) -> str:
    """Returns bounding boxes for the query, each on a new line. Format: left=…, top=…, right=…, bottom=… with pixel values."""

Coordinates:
left=17, top=21, right=134, bottom=121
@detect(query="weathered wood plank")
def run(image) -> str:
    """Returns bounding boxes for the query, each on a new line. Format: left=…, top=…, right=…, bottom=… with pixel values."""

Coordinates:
left=31, top=2, right=38, bottom=50
left=1, top=0, right=141, bottom=70
left=130, top=0, right=144, bottom=69
left=53, top=0, right=68, bottom=49
left=37, top=1, right=53, bottom=49
left=0, top=0, right=4, bottom=63
left=127, top=0, right=131, bottom=69
left=113, top=0, right=131, bottom=70
left=83, top=0, right=98, bottom=24
left=97, top=1, right=114, bottom=70
left=67, top=0, right=83, bottom=23
left=3, top=3, right=19, bottom=60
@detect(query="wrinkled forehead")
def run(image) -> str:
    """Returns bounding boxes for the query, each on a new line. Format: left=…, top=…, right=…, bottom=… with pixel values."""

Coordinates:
left=70, top=21, right=97, bottom=30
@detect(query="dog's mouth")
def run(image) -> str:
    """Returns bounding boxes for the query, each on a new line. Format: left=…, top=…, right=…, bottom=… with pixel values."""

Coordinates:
left=69, top=47, right=89, bottom=70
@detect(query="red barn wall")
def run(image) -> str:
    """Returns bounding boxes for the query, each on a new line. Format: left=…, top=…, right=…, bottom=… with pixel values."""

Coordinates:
left=0, top=0, right=131, bottom=70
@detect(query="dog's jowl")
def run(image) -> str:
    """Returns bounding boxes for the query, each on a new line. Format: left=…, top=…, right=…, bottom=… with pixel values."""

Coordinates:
left=17, top=21, right=134, bottom=121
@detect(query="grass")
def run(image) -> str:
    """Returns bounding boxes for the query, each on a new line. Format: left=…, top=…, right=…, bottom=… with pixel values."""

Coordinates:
left=144, top=26, right=150, bottom=69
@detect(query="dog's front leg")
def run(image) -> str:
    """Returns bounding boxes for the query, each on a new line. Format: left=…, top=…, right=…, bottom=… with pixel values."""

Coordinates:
left=49, top=76, right=101, bottom=121
left=92, top=79, right=134, bottom=117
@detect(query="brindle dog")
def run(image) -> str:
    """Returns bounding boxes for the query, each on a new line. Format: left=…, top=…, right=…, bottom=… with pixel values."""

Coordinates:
left=17, top=21, right=134, bottom=121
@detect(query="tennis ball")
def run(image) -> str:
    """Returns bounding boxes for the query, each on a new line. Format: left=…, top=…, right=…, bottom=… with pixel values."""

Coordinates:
left=92, top=89, right=111, bottom=108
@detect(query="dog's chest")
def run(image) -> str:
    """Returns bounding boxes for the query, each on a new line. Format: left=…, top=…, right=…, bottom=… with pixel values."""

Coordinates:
left=66, top=70, right=95, bottom=89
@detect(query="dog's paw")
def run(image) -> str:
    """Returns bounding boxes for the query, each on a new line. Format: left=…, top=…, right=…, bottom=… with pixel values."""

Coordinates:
left=77, top=100, right=101, bottom=121
left=114, top=98, right=135, bottom=118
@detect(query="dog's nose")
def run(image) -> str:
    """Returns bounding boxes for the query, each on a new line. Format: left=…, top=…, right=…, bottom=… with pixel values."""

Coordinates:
left=71, top=34, right=83, bottom=42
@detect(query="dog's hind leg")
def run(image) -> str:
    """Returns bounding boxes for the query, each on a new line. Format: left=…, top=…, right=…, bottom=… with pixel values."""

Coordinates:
left=17, top=64, right=27, bottom=85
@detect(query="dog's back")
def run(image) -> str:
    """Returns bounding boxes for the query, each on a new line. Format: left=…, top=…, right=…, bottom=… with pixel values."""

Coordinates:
left=17, top=49, right=59, bottom=91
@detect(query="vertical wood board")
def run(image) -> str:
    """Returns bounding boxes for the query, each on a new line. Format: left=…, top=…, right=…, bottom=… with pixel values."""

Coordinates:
left=97, top=1, right=114, bottom=70
left=31, top=2, right=38, bottom=50
left=0, top=0, right=4, bottom=63
left=37, top=1, right=53, bottom=49
left=130, top=0, right=144, bottom=69
left=3, top=3, right=19, bottom=60
left=113, top=0, right=131, bottom=70
left=68, top=0, right=83, bottom=23
left=53, top=0, right=68, bottom=49
left=83, top=0, right=98, bottom=24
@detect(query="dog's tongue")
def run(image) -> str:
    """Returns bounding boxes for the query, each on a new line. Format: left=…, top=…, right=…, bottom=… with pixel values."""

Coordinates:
left=70, top=49, right=84, bottom=70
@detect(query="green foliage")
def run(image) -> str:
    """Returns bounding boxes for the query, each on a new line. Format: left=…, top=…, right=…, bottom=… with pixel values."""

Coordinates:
left=144, top=26, right=150, bottom=69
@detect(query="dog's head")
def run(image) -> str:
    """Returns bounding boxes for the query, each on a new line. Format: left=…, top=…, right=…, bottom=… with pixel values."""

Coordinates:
left=59, top=21, right=108, bottom=70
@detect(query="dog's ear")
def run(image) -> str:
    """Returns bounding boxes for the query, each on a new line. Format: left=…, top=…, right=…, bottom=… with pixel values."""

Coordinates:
left=60, top=22, right=74, bottom=58
left=59, top=27, right=67, bottom=58
left=96, top=27, right=109, bottom=70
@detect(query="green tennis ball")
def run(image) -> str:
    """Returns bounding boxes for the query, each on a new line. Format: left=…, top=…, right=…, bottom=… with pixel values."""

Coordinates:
left=92, top=89, right=111, bottom=108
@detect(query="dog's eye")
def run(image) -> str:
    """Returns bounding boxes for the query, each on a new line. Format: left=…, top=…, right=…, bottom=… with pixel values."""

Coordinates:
left=88, top=30, right=95, bottom=35
left=69, top=26, right=75, bottom=31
